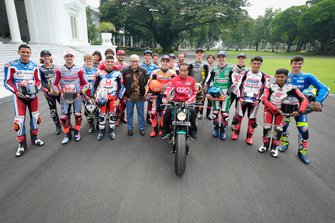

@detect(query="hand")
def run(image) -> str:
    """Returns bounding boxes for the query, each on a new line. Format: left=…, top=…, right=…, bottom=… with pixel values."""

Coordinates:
left=16, top=92, right=27, bottom=99
left=313, top=101, right=322, bottom=111
left=114, top=99, right=120, bottom=107
left=239, top=98, right=246, bottom=105
left=47, top=91, right=59, bottom=96
left=278, top=110, right=284, bottom=116
left=291, top=111, right=300, bottom=117
left=162, top=98, right=168, bottom=104
left=206, top=94, right=214, bottom=101
left=252, top=100, right=260, bottom=107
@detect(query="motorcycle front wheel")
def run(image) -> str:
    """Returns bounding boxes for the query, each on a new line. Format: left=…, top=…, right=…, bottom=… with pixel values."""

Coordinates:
left=175, top=134, right=187, bottom=177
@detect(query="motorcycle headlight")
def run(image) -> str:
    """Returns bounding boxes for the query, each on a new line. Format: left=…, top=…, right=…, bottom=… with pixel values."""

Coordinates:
left=177, top=111, right=187, bottom=121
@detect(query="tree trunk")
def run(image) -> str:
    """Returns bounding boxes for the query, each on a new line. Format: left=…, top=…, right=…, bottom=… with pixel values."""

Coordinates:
left=255, top=42, right=259, bottom=51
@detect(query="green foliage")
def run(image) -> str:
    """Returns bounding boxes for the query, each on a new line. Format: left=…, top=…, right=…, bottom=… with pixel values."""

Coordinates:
left=86, top=6, right=99, bottom=44
left=99, top=21, right=116, bottom=33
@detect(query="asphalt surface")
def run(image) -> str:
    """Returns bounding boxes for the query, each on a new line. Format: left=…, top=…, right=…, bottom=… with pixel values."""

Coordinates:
left=0, top=92, right=334, bottom=223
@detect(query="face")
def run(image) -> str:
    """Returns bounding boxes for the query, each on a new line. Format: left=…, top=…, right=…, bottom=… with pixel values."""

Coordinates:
left=290, top=61, right=303, bottom=74
left=178, top=54, right=184, bottom=63
left=85, top=59, right=93, bottom=68
left=250, top=60, right=262, bottom=72
left=179, top=65, right=188, bottom=79
left=105, top=59, right=114, bottom=70
left=207, top=56, right=214, bottom=65
left=196, top=52, right=203, bottom=61
left=152, top=56, right=159, bottom=64
left=18, top=47, right=31, bottom=62
left=169, top=57, right=175, bottom=66
left=117, top=54, right=125, bottom=62
left=144, top=54, right=151, bottom=62
left=64, top=54, right=74, bottom=64
left=130, top=58, right=139, bottom=69
left=237, top=57, right=246, bottom=66
left=161, top=59, right=169, bottom=69
left=106, top=52, right=114, bottom=57
left=42, top=55, right=51, bottom=64
left=217, top=56, right=226, bottom=65
left=93, top=54, right=101, bottom=61
left=275, top=73, right=287, bottom=86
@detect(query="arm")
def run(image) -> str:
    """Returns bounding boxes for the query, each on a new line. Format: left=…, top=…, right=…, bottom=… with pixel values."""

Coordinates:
left=205, top=71, right=215, bottom=88
left=262, top=87, right=279, bottom=113
left=52, top=69, right=61, bottom=94
left=290, top=88, right=309, bottom=113
left=307, top=74, right=329, bottom=103
left=90, top=74, right=101, bottom=98
left=78, top=69, right=88, bottom=94
left=4, top=63, right=18, bottom=94
left=187, top=80, right=197, bottom=103
left=33, top=67, right=42, bottom=91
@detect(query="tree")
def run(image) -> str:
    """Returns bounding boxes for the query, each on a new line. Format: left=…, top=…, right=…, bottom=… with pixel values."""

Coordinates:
left=299, top=0, right=335, bottom=54
left=86, top=6, right=99, bottom=44
left=99, top=21, right=116, bottom=33
left=272, top=6, right=307, bottom=52
left=100, top=0, right=247, bottom=52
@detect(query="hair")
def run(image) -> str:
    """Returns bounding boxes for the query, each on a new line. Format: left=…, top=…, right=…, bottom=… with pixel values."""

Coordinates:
left=40, top=58, right=53, bottom=64
left=152, top=53, right=159, bottom=58
left=178, top=52, right=185, bottom=57
left=275, top=68, right=289, bottom=76
left=290, top=56, right=304, bottom=64
left=84, top=54, right=94, bottom=61
left=207, top=54, right=215, bottom=60
left=179, top=63, right=189, bottom=69
left=129, top=54, right=140, bottom=62
left=18, top=44, right=31, bottom=51
left=105, top=48, right=115, bottom=56
left=251, top=56, right=263, bottom=63
left=105, top=55, right=114, bottom=61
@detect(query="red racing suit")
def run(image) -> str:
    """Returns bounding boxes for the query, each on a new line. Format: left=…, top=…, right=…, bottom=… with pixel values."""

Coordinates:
left=114, top=61, right=129, bottom=122
left=4, top=59, right=42, bottom=143
left=262, top=83, right=308, bottom=147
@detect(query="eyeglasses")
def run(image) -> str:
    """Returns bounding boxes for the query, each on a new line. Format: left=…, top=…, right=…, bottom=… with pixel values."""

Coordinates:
left=65, top=55, right=74, bottom=58
left=131, top=61, right=139, bottom=63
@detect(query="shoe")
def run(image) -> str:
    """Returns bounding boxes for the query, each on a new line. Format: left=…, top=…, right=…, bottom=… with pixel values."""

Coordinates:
left=279, top=133, right=289, bottom=152
left=258, top=145, right=267, bottom=153
left=128, top=129, right=133, bottom=136
left=158, top=130, right=164, bottom=136
left=109, top=129, right=116, bottom=140
left=206, top=115, right=213, bottom=120
left=74, top=130, right=81, bottom=141
left=162, top=133, right=171, bottom=140
left=190, top=132, right=197, bottom=140
left=219, top=126, right=226, bottom=141
left=121, top=115, right=127, bottom=123
left=271, top=147, right=279, bottom=158
left=246, top=137, right=253, bottom=145
left=97, top=129, right=105, bottom=141
left=31, top=135, right=44, bottom=146
left=16, top=140, right=27, bottom=157
left=146, top=113, right=152, bottom=124
left=88, top=122, right=94, bottom=133
left=62, top=133, right=72, bottom=144
left=232, top=131, right=239, bottom=140
left=55, top=123, right=61, bottom=135
left=150, top=127, right=158, bottom=137
left=197, top=113, right=202, bottom=119
left=139, top=129, right=146, bottom=136
left=298, top=149, right=310, bottom=164
left=212, top=125, right=219, bottom=138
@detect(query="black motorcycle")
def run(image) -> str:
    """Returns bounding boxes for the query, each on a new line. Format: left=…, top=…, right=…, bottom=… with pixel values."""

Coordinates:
left=163, top=101, right=201, bottom=177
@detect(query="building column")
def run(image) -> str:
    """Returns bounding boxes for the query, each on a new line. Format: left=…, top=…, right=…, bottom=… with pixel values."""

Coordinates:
left=113, top=34, right=115, bottom=45
left=122, top=35, right=125, bottom=47
left=130, top=36, right=133, bottom=48
left=4, top=0, right=22, bottom=43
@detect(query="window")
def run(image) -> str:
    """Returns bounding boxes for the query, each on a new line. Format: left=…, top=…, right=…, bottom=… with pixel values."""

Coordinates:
left=70, top=16, right=78, bottom=39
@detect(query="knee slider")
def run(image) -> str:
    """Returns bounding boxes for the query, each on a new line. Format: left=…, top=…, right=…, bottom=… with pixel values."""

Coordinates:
left=74, top=112, right=82, bottom=121
left=13, top=116, right=25, bottom=135
left=273, top=125, right=283, bottom=140
left=263, top=124, right=272, bottom=139
left=32, top=111, right=41, bottom=128
left=50, top=109, right=58, bottom=118
left=60, top=114, right=69, bottom=125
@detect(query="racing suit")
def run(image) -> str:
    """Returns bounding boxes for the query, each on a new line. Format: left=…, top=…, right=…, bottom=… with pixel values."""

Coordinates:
left=40, top=64, right=61, bottom=134
left=53, top=65, right=88, bottom=141
left=206, top=64, right=233, bottom=139
left=163, top=75, right=197, bottom=136
left=83, top=65, right=98, bottom=132
left=114, top=61, right=129, bottom=124
left=4, top=59, right=43, bottom=149
left=280, top=72, right=329, bottom=161
left=91, top=69, right=124, bottom=140
left=148, top=68, right=176, bottom=136
left=230, top=65, right=248, bottom=108
left=232, top=70, right=270, bottom=143
left=262, top=83, right=308, bottom=151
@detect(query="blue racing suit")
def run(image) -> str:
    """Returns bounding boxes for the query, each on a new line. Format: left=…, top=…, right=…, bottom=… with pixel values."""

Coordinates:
left=141, top=62, right=158, bottom=77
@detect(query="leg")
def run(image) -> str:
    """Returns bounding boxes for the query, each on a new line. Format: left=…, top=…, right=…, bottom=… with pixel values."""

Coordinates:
left=279, top=116, right=291, bottom=152
left=126, top=100, right=135, bottom=135
left=206, top=99, right=213, bottom=120
left=146, top=100, right=152, bottom=124
left=45, top=94, right=61, bottom=134
left=73, top=96, right=83, bottom=141
left=245, top=103, right=260, bottom=145
left=162, top=106, right=173, bottom=137
left=219, top=97, right=231, bottom=140
left=150, top=98, right=159, bottom=137
left=108, top=98, right=117, bottom=140
left=232, top=100, right=246, bottom=140
left=27, top=97, right=44, bottom=146
left=136, top=100, right=145, bottom=132
left=212, top=100, right=220, bottom=138
left=60, top=98, right=72, bottom=144
left=296, top=114, right=310, bottom=164
left=12, top=95, right=28, bottom=157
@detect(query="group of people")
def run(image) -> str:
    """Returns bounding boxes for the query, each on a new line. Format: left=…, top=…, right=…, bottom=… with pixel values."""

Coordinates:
left=3, top=44, right=329, bottom=165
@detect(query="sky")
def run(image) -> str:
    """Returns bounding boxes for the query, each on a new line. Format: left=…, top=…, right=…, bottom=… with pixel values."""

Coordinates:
left=86, top=0, right=308, bottom=19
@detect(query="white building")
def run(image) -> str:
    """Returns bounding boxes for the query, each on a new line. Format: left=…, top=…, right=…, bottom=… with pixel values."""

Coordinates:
left=0, top=0, right=90, bottom=45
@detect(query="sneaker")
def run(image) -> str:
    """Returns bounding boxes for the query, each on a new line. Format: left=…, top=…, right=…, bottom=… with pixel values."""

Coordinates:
left=62, top=133, right=72, bottom=144
left=74, top=130, right=81, bottom=141
left=139, top=129, right=146, bottom=136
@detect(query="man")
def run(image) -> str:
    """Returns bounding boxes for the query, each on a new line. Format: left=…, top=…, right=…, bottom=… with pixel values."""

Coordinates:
left=206, top=51, right=233, bottom=140
left=4, top=44, right=44, bottom=157
left=92, top=50, right=102, bottom=68
left=162, top=63, right=197, bottom=139
left=230, top=53, right=248, bottom=108
left=39, top=50, right=61, bottom=135
left=147, top=55, right=176, bottom=137
left=169, top=53, right=179, bottom=74
left=279, top=56, right=329, bottom=164
left=231, top=56, right=270, bottom=145
left=152, top=53, right=160, bottom=67
left=122, top=54, right=149, bottom=136
left=53, top=49, right=88, bottom=144
left=177, top=52, right=185, bottom=66
left=188, top=48, right=210, bottom=119
left=141, top=49, right=158, bottom=124
left=99, top=48, right=115, bottom=70
left=114, top=49, right=129, bottom=125
left=91, top=56, right=124, bottom=141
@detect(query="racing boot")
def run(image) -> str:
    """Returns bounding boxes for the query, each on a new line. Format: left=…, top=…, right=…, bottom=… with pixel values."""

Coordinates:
left=212, top=123, right=219, bottom=138
left=62, top=132, right=72, bottom=145
left=150, top=127, right=158, bottom=137
left=88, top=122, right=94, bottom=134
left=270, top=144, right=279, bottom=158
left=278, top=132, right=289, bottom=152
left=246, top=133, right=253, bottom=145
left=120, top=112, right=127, bottom=123
left=74, top=130, right=81, bottom=141
left=298, top=149, right=310, bottom=164
left=55, top=122, right=61, bottom=135
left=31, top=133, right=44, bottom=146
left=219, top=125, right=227, bottom=141
left=97, top=129, right=105, bottom=141
left=258, top=142, right=269, bottom=153
left=206, top=108, right=212, bottom=120
left=16, top=139, right=27, bottom=157
left=109, top=127, right=116, bottom=140
left=146, top=113, right=152, bottom=124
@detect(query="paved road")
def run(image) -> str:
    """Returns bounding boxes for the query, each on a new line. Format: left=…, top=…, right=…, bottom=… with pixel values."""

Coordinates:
left=0, top=93, right=334, bottom=223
